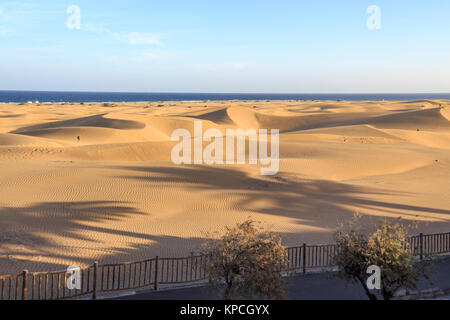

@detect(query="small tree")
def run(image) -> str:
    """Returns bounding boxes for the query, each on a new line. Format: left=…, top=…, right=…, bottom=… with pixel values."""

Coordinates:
left=202, top=219, right=288, bottom=300
left=333, top=214, right=432, bottom=300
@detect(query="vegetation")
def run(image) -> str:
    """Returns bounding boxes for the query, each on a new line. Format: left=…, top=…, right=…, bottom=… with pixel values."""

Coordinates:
left=202, top=219, right=288, bottom=300
left=333, top=214, right=433, bottom=300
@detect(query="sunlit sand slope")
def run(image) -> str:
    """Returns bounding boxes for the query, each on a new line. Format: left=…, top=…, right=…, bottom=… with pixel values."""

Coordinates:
left=0, top=100, right=449, bottom=274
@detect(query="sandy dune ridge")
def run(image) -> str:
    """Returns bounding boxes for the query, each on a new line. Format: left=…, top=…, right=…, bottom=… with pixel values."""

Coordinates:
left=0, top=100, right=449, bottom=274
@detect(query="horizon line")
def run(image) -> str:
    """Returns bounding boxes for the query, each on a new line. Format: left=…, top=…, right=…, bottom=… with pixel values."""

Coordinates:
left=1, top=90, right=450, bottom=95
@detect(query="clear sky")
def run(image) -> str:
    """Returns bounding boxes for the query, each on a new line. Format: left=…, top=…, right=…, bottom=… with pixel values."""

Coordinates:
left=0, top=0, right=449, bottom=93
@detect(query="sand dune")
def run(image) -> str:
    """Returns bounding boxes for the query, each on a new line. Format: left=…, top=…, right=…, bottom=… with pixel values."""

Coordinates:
left=12, top=113, right=146, bottom=133
left=0, top=133, right=45, bottom=146
left=364, top=108, right=450, bottom=132
left=226, top=106, right=260, bottom=129
left=0, top=100, right=449, bottom=274
left=441, top=106, right=450, bottom=121
left=185, top=106, right=236, bottom=125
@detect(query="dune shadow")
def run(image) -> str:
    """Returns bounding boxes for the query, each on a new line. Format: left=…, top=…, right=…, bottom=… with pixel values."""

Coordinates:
left=113, top=165, right=450, bottom=224
left=2, top=166, right=449, bottom=274
left=0, top=200, right=210, bottom=274
left=0, top=201, right=145, bottom=271
left=10, top=114, right=145, bottom=134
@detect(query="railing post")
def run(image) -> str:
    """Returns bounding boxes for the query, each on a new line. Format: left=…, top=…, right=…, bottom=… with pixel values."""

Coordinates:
left=154, top=256, right=159, bottom=291
left=22, top=270, right=28, bottom=300
left=190, top=252, right=195, bottom=281
left=419, top=233, right=424, bottom=260
left=93, top=262, right=98, bottom=300
left=302, top=243, right=307, bottom=274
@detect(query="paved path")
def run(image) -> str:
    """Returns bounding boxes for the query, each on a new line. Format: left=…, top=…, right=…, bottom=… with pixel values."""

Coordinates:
left=114, top=256, right=450, bottom=300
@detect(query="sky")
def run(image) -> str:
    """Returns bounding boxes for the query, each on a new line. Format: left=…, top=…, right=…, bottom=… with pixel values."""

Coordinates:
left=0, top=0, right=449, bottom=93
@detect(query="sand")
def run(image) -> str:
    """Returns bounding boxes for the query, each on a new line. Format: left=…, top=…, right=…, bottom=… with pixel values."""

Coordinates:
left=1, top=100, right=449, bottom=274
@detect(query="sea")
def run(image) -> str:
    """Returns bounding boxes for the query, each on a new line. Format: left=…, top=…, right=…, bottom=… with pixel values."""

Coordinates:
left=1, top=91, right=450, bottom=103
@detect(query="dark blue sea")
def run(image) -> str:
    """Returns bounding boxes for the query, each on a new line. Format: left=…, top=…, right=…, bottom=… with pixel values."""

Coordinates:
left=1, top=91, right=450, bottom=103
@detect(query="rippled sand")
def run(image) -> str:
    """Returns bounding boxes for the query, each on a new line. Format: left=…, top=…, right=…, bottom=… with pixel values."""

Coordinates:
left=1, top=99, right=449, bottom=274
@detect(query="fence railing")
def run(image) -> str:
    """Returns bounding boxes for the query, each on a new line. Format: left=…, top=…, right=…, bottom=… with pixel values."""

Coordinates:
left=0, top=231, right=448, bottom=300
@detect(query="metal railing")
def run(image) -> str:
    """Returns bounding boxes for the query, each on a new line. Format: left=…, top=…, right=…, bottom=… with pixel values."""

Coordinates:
left=0, top=231, right=448, bottom=300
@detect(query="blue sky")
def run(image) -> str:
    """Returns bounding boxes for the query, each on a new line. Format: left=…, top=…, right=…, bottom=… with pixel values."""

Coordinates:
left=0, top=0, right=449, bottom=93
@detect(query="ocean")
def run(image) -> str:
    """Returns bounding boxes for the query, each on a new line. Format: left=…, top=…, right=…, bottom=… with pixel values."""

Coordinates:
left=1, top=91, right=450, bottom=103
